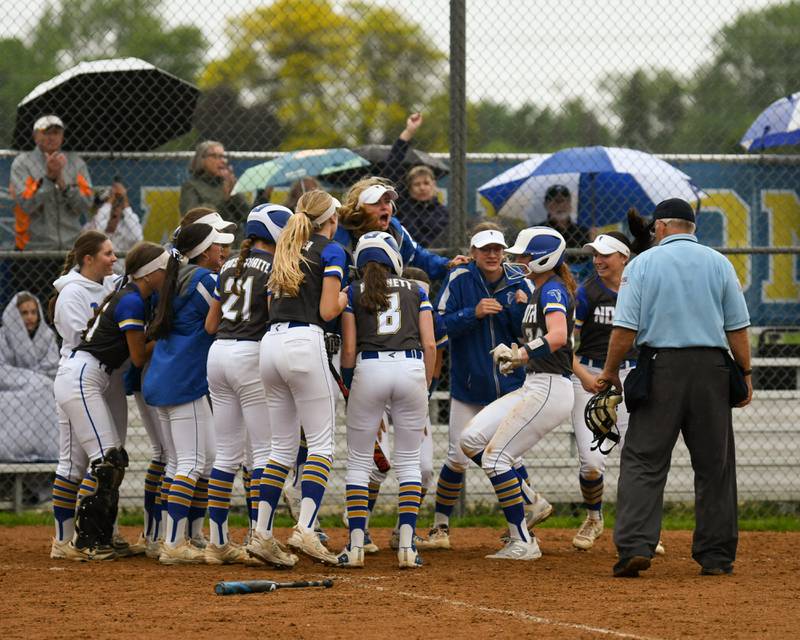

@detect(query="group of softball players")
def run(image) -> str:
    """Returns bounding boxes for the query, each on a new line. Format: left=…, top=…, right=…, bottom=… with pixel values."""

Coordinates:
left=47, top=173, right=651, bottom=567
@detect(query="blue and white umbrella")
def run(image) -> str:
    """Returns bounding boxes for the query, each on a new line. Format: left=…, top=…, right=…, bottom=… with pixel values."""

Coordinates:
left=740, top=92, right=800, bottom=152
left=478, top=146, right=703, bottom=227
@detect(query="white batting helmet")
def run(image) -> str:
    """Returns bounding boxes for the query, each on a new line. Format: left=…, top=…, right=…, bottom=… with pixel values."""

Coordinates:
left=354, top=231, right=403, bottom=276
left=505, top=226, right=567, bottom=275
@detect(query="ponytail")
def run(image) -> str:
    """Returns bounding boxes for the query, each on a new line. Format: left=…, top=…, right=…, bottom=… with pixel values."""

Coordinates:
left=359, top=262, right=392, bottom=313
left=555, top=263, right=577, bottom=299
left=233, top=238, right=253, bottom=295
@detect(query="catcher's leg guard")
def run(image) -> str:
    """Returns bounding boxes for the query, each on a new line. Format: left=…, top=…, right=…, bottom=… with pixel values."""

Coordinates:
left=74, top=447, right=128, bottom=549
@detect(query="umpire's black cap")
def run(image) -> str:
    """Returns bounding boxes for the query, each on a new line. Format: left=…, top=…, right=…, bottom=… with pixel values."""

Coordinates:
left=652, top=198, right=695, bottom=222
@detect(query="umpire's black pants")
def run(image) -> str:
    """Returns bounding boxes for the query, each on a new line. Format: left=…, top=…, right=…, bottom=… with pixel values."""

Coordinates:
left=614, top=348, right=738, bottom=570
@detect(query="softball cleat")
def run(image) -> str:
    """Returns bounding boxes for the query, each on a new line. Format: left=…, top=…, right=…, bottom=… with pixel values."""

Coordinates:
left=245, top=531, right=298, bottom=568
left=397, top=546, right=423, bottom=569
left=389, top=529, right=425, bottom=550
left=337, top=545, right=365, bottom=568
left=486, top=537, right=542, bottom=560
left=159, top=539, right=207, bottom=565
left=572, top=516, right=604, bottom=550
left=363, top=530, right=379, bottom=554
left=287, top=525, right=340, bottom=565
left=417, top=524, right=450, bottom=550
left=524, top=492, right=554, bottom=530
left=205, top=541, right=263, bottom=566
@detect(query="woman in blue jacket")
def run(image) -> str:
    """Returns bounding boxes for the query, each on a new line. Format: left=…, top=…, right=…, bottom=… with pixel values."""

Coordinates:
left=419, top=222, right=552, bottom=550
left=143, top=222, right=233, bottom=565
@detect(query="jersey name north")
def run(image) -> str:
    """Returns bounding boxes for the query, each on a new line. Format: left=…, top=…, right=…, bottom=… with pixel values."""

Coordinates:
left=593, top=305, right=615, bottom=325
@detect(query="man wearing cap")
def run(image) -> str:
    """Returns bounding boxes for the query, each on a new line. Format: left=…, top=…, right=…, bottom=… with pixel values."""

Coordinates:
left=10, top=115, right=93, bottom=250
left=535, top=185, right=591, bottom=254
left=595, top=198, right=752, bottom=578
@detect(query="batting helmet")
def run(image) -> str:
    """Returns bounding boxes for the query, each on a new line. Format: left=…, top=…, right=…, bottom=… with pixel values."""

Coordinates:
left=246, top=203, right=293, bottom=244
left=505, top=226, right=566, bottom=276
left=354, top=231, right=403, bottom=276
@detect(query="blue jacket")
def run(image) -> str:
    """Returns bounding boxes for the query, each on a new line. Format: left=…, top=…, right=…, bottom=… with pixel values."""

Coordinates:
left=334, top=216, right=449, bottom=281
left=143, top=265, right=217, bottom=406
left=436, top=262, right=533, bottom=405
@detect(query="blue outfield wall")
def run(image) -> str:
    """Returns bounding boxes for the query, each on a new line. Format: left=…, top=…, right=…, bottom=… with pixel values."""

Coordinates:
left=1, top=153, right=798, bottom=326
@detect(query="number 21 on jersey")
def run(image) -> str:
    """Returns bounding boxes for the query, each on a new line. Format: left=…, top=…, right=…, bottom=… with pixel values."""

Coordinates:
left=221, top=276, right=254, bottom=322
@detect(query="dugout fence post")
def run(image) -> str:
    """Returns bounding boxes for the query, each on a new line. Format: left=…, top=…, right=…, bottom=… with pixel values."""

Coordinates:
left=448, top=0, right=468, bottom=252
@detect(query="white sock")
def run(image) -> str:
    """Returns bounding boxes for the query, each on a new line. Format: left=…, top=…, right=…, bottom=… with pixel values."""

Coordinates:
left=210, top=520, right=228, bottom=546
left=188, top=516, right=204, bottom=540
left=398, top=524, right=414, bottom=548
left=165, top=514, right=187, bottom=548
left=56, top=518, right=75, bottom=542
left=350, top=528, right=365, bottom=549
left=588, top=510, right=602, bottom=521
left=298, top=497, right=317, bottom=532
left=255, top=501, right=274, bottom=537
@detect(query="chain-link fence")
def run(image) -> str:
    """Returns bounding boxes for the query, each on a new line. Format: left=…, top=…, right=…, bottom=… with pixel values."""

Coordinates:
left=1, top=0, right=799, bottom=516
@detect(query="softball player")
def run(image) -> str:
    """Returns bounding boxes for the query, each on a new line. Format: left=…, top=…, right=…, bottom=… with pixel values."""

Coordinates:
left=257, top=189, right=348, bottom=565
left=570, top=232, right=666, bottom=555
left=460, top=227, right=576, bottom=560
left=336, top=232, right=435, bottom=569
left=52, top=241, right=168, bottom=560
left=143, top=222, right=232, bottom=565
left=204, top=204, right=294, bottom=566
left=420, top=223, right=551, bottom=551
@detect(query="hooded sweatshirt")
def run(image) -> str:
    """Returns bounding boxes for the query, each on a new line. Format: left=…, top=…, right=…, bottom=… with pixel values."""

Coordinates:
left=52, top=268, right=117, bottom=363
left=0, top=291, right=59, bottom=378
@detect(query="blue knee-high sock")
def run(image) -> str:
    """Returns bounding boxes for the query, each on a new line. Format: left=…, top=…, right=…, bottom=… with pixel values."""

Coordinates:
left=260, top=460, right=291, bottom=532
left=346, top=484, right=369, bottom=548
left=434, top=464, right=465, bottom=520
left=299, top=455, right=332, bottom=530
left=208, top=468, right=235, bottom=546
left=52, top=474, right=80, bottom=542
left=144, top=460, right=166, bottom=540
left=187, top=477, right=208, bottom=539
left=580, top=473, right=604, bottom=515
left=367, top=481, right=380, bottom=513
left=166, top=475, right=195, bottom=544
left=249, top=467, right=263, bottom=526
left=398, top=482, right=423, bottom=548
left=490, top=469, right=529, bottom=542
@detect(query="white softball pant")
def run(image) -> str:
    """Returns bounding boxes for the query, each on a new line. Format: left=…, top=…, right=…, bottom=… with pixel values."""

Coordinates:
left=571, top=364, right=632, bottom=475
left=445, top=398, right=485, bottom=473
left=259, top=323, right=335, bottom=468
left=346, top=355, right=428, bottom=487
left=461, top=372, right=574, bottom=476
left=208, top=339, right=271, bottom=473
left=157, top=398, right=215, bottom=481
left=54, top=352, right=122, bottom=479
left=134, top=391, right=170, bottom=464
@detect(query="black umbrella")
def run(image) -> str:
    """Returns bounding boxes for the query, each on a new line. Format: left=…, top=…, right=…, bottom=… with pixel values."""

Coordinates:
left=324, top=143, right=450, bottom=187
left=13, top=57, right=199, bottom=152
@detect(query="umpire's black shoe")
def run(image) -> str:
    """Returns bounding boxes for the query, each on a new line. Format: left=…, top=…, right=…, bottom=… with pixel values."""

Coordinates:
left=700, top=565, right=733, bottom=576
left=613, top=555, right=651, bottom=578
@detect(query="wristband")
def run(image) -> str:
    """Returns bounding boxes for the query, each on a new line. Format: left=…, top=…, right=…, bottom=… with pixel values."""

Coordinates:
left=524, top=336, right=551, bottom=360
left=342, top=367, right=354, bottom=390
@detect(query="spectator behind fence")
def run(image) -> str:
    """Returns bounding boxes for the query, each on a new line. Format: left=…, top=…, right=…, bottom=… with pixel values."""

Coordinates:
left=9, top=115, right=93, bottom=251
left=85, top=178, right=143, bottom=268
left=254, top=177, right=320, bottom=210
left=180, top=141, right=250, bottom=238
left=386, top=113, right=449, bottom=248
left=0, top=291, right=59, bottom=462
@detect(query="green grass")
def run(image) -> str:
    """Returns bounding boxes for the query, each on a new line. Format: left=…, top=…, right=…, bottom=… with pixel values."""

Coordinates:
left=3, top=503, right=799, bottom=531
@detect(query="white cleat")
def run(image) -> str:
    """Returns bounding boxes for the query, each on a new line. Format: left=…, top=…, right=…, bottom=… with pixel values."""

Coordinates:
left=655, top=539, right=666, bottom=556
left=398, top=546, right=423, bottom=569
left=486, top=537, right=542, bottom=560
left=205, top=541, right=263, bottom=566
left=416, top=525, right=450, bottom=550
left=245, top=531, right=298, bottom=568
left=363, top=530, right=379, bottom=554
left=159, top=539, right=207, bottom=565
left=572, top=516, right=604, bottom=551
left=389, top=529, right=425, bottom=550
left=287, top=526, right=339, bottom=565
left=50, top=538, right=115, bottom=561
left=337, top=546, right=365, bottom=568
left=525, top=492, right=554, bottom=530
left=145, top=539, right=163, bottom=560
left=127, top=532, right=148, bottom=556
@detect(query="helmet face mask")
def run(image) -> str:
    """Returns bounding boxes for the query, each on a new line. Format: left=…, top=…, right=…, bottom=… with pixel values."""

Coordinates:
left=354, top=230, right=403, bottom=276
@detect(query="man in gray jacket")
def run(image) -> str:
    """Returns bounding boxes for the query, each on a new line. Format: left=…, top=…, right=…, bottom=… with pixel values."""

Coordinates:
left=10, top=115, right=93, bottom=251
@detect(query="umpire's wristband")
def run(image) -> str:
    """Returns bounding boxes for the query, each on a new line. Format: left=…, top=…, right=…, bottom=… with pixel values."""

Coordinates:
left=342, top=367, right=354, bottom=390
left=524, top=336, right=551, bottom=360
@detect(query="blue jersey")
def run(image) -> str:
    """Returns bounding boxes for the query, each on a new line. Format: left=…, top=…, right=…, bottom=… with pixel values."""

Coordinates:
left=143, top=264, right=217, bottom=406
left=436, top=261, right=533, bottom=405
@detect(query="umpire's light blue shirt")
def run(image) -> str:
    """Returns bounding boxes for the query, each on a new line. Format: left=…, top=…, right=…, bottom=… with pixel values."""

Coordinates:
left=614, top=234, right=750, bottom=348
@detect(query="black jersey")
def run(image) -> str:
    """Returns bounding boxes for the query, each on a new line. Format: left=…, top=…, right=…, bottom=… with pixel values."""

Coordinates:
left=215, top=249, right=273, bottom=341
left=269, top=234, right=348, bottom=327
left=75, top=282, right=146, bottom=371
left=346, top=277, right=432, bottom=352
left=520, top=275, right=574, bottom=376
left=575, top=275, right=638, bottom=361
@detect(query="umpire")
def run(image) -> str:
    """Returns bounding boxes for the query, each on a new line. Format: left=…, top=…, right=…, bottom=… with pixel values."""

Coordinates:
left=596, top=198, right=752, bottom=578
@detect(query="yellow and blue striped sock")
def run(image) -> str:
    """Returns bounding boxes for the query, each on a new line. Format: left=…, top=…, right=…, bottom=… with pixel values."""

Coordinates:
left=346, top=484, right=369, bottom=548
left=166, top=475, right=195, bottom=545
left=144, top=460, right=166, bottom=541
left=77, top=472, right=97, bottom=501
left=433, top=464, right=464, bottom=526
left=208, top=468, right=235, bottom=546
left=299, top=454, right=332, bottom=530
left=249, top=468, right=263, bottom=528
left=579, top=472, right=604, bottom=518
left=188, top=477, right=209, bottom=540
left=398, top=482, right=423, bottom=548
left=257, top=460, right=290, bottom=534
left=490, top=469, right=529, bottom=542
left=52, top=475, right=80, bottom=542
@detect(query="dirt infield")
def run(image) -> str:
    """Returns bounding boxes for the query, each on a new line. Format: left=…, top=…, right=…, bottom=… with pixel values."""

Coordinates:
left=1, top=525, right=798, bottom=639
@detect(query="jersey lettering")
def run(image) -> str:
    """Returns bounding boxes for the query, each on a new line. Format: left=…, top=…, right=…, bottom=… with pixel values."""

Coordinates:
left=593, top=305, right=614, bottom=325
left=221, top=276, right=254, bottom=322
left=377, top=292, right=401, bottom=335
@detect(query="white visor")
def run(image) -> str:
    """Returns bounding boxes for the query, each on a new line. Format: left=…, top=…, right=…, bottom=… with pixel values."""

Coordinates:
left=357, top=184, right=398, bottom=207
left=132, top=250, right=169, bottom=278
left=470, top=229, right=507, bottom=249
left=195, top=211, right=237, bottom=234
left=185, top=228, right=235, bottom=259
left=34, top=115, right=64, bottom=131
left=583, top=234, right=630, bottom=257
left=312, top=197, right=341, bottom=227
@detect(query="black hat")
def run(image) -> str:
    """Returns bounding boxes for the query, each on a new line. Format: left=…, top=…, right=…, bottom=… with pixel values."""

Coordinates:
left=544, top=184, right=571, bottom=202
left=652, top=198, right=695, bottom=222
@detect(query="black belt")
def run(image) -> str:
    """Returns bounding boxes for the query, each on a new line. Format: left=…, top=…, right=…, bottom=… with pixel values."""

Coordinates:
left=579, top=356, right=638, bottom=369
left=70, top=350, right=113, bottom=374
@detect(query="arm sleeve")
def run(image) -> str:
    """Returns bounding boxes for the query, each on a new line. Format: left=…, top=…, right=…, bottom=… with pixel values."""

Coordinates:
left=720, top=259, right=751, bottom=331
left=540, top=281, right=569, bottom=316
left=194, top=273, right=218, bottom=313
left=114, top=293, right=146, bottom=332
left=436, top=271, right=479, bottom=338
left=613, top=261, right=642, bottom=330
left=418, top=286, right=433, bottom=312
left=321, top=243, right=347, bottom=283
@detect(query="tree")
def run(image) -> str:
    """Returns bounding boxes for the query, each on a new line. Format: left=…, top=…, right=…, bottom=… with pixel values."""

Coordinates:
left=201, top=0, right=447, bottom=150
